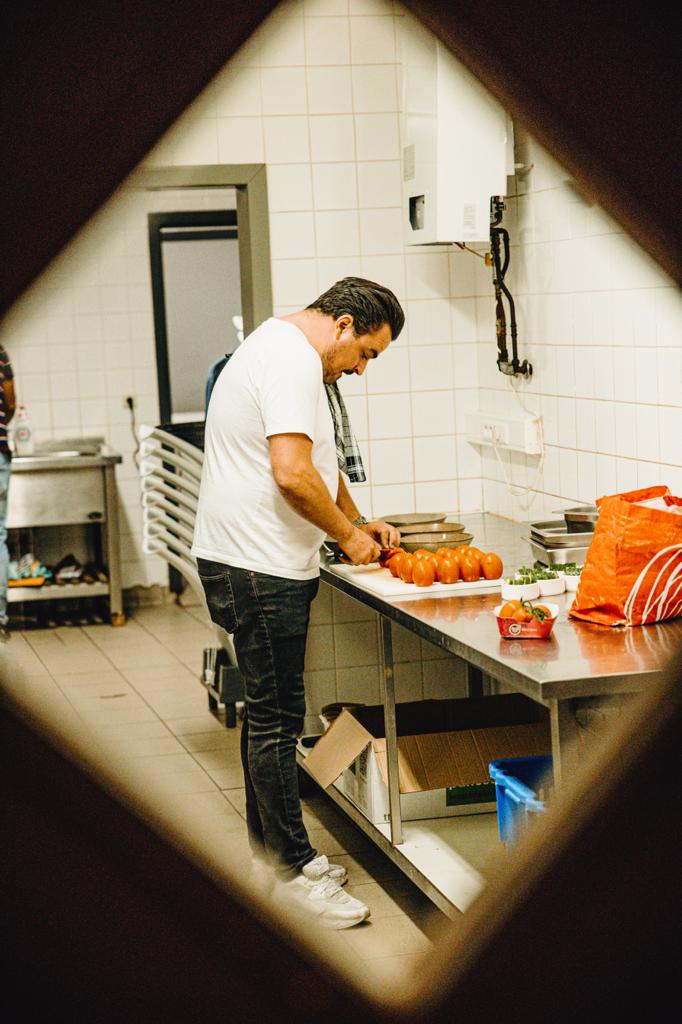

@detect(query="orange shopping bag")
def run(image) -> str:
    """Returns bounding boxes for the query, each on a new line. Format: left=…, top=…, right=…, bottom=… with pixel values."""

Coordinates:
left=569, top=486, right=682, bottom=627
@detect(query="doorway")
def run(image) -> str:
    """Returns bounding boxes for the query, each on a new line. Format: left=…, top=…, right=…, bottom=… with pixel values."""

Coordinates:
left=149, top=209, right=241, bottom=424
left=131, top=162, right=272, bottom=595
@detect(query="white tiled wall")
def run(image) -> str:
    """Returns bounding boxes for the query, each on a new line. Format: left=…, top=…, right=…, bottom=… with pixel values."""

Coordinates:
left=475, top=128, right=682, bottom=522
left=305, top=577, right=467, bottom=723
left=142, top=0, right=480, bottom=530
left=3, top=0, right=482, bottom=597
left=3, top=187, right=235, bottom=588
left=3, top=0, right=680, bottom=713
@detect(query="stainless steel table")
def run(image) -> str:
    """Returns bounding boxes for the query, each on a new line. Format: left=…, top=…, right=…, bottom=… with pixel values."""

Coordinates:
left=298, top=514, right=681, bottom=915
left=6, top=447, right=125, bottom=624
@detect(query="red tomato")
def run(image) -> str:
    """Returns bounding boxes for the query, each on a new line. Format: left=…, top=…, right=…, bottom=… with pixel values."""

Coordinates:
left=481, top=552, right=503, bottom=580
left=414, top=549, right=439, bottom=569
left=379, top=546, right=403, bottom=567
left=387, top=552, right=406, bottom=578
left=512, top=605, right=533, bottom=623
left=437, top=555, right=460, bottom=584
left=413, top=548, right=437, bottom=561
left=435, top=547, right=459, bottom=561
left=499, top=600, right=522, bottom=617
left=398, top=553, right=416, bottom=584
left=463, top=549, right=481, bottom=576
left=459, top=555, right=481, bottom=582
left=413, top=559, right=436, bottom=587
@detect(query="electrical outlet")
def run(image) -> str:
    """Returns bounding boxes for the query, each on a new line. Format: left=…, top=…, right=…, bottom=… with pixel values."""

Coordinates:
left=123, top=395, right=136, bottom=410
left=466, top=410, right=543, bottom=455
left=482, top=420, right=509, bottom=445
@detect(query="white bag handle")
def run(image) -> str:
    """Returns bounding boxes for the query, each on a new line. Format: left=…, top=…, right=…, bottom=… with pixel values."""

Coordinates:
left=623, top=544, right=682, bottom=624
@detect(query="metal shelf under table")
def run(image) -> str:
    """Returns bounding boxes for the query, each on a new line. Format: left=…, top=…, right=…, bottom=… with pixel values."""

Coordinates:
left=8, top=582, right=109, bottom=603
left=7, top=446, right=125, bottom=625
left=311, top=512, right=679, bottom=912
left=297, top=749, right=496, bottom=919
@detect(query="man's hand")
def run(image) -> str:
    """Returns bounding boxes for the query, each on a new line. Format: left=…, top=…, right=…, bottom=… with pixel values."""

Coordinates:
left=339, top=525, right=381, bottom=565
left=361, top=519, right=401, bottom=548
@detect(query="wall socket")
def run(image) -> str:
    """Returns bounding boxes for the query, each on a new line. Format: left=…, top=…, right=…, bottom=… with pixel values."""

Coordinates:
left=466, top=410, right=543, bottom=455
left=481, top=420, right=509, bottom=445
left=123, top=395, right=136, bottom=410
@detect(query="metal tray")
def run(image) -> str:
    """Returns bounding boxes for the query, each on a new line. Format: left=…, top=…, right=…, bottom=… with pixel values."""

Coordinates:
left=529, top=520, right=595, bottom=548
left=552, top=505, right=598, bottom=533
left=528, top=538, right=590, bottom=567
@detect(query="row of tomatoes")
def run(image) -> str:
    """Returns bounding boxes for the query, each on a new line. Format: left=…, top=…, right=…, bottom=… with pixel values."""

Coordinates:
left=379, top=545, right=504, bottom=587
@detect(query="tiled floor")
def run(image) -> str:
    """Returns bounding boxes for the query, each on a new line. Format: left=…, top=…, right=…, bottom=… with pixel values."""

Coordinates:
left=5, top=598, right=451, bottom=992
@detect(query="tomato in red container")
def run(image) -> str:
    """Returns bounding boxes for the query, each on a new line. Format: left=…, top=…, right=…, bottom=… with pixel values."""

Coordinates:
left=495, top=600, right=558, bottom=639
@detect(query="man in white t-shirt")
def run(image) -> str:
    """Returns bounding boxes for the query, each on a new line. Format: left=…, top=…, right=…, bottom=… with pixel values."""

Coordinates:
left=192, top=277, right=404, bottom=929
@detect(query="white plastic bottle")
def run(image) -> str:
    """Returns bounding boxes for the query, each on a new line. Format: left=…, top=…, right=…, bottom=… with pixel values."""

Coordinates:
left=13, top=403, right=34, bottom=456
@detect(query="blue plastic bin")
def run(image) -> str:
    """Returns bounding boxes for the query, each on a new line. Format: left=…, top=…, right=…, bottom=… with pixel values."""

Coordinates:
left=488, top=756, right=553, bottom=846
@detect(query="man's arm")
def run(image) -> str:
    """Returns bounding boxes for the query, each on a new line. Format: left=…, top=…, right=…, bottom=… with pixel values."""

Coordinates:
left=3, top=380, right=15, bottom=423
left=269, top=434, right=380, bottom=565
left=336, top=472, right=401, bottom=548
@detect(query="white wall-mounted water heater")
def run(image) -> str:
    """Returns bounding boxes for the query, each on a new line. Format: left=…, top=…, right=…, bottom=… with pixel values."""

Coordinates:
left=399, top=11, right=514, bottom=244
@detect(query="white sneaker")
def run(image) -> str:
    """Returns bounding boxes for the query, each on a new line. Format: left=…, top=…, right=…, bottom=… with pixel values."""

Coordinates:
left=302, top=853, right=347, bottom=886
left=277, top=874, right=370, bottom=930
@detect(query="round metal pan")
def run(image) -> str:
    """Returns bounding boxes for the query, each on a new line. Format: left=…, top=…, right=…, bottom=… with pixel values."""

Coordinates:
left=393, top=519, right=465, bottom=536
left=380, top=512, right=447, bottom=527
left=401, top=531, right=472, bottom=553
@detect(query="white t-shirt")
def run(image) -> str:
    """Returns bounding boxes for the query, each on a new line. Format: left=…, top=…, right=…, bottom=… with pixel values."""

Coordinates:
left=192, top=318, right=338, bottom=580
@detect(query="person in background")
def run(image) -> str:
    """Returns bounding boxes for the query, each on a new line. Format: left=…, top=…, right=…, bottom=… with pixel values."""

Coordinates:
left=192, top=278, right=404, bottom=929
left=204, top=314, right=244, bottom=412
left=0, top=344, right=16, bottom=643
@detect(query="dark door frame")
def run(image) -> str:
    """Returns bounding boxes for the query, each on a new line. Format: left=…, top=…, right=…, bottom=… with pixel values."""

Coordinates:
left=131, top=162, right=273, bottom=346
left=148, top=209, right=238, bottom=425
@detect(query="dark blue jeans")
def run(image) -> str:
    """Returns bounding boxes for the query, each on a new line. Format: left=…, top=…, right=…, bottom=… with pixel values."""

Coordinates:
left=197, top=558, right=319, bottom=879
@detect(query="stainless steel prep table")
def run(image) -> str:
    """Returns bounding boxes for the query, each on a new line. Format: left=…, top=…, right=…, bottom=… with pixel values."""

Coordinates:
left=298, top=513, right=681, bottom=917
left=6, top=447, right=124, bottom=624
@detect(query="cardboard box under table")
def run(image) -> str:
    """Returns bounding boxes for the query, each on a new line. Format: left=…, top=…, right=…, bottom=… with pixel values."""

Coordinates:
left=302, top=695, right=551, bottom=825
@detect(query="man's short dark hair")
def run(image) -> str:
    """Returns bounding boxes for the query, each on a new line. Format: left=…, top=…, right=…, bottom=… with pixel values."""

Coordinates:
left=307, top=277, right=405, bottom=340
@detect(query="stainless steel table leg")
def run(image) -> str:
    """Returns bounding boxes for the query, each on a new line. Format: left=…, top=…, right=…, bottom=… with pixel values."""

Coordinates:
left=549, top=698, right=582, bottom=789
left=103, top=463, right=124, bottom=624
left=378, top=615, right=403, bottom=846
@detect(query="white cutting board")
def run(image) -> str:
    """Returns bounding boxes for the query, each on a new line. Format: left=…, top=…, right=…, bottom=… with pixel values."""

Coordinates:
left=327, top=562, right=502, bottom=600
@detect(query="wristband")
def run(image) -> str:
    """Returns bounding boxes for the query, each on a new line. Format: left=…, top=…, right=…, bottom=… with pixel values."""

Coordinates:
left=352, top=515, right=368, bottom=527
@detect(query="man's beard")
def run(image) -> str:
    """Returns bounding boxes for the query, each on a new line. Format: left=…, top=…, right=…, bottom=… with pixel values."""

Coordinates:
left=321, top=351, right=336, bottom=381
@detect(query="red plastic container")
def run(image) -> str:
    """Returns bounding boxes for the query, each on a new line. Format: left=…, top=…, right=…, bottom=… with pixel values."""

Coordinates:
left=494, top=602, right=559, bottom=639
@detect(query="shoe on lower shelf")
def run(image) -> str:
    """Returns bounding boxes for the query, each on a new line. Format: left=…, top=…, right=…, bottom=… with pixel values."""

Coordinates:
left=82, top=561, right=98, bottom=584
left=276, top=874, right=370, bottom=930
left=8, top=553, right=52, bottom=585
left=54, top=554, right=83, bottom=584
left=8, top=575, right=45, bottom=588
